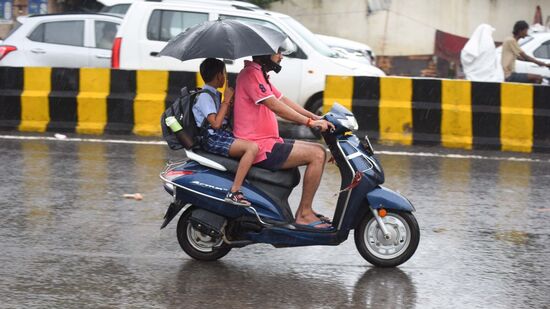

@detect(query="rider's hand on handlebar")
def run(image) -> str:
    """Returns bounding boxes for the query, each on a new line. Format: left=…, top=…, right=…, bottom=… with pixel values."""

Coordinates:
left=310, top=119, right=335, bottom=132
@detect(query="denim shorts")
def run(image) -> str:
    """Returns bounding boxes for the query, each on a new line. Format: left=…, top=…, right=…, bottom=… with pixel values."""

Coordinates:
left=201, top=129, right=235, bottom=157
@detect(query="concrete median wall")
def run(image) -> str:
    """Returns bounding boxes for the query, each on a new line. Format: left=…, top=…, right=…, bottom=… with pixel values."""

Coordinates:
left=324, top=76, right=550, bottom=153
left=0, top=67, right=204, bottom=136
left=2, top=67, right=550, bottom=153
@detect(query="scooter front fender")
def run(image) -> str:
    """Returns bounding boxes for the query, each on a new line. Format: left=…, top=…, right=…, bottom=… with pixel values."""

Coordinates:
left=366, top=186, right=415, bottom=212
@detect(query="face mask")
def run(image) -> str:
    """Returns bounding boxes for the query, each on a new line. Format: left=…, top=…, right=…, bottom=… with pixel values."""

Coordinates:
left=255, top=55, right=282, bottom=74
left=264, top=60, right=282, bottom=74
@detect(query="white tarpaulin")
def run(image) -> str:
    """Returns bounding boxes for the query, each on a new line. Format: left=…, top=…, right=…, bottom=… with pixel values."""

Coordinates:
left=460, top=24, right=504, bottom=82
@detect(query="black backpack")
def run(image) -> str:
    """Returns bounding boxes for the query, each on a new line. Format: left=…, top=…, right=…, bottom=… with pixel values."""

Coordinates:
left=160, top=87, right=217, bottom=150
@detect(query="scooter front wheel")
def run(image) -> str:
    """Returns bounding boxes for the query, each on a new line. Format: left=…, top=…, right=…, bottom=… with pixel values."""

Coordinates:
left=354, top=210, right=419, bottom=267
left=177, top=209, right=231, bottom=261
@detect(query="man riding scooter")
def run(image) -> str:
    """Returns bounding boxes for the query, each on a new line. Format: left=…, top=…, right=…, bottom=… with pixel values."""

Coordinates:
left=158, top=19, right=419, bottom=267
left=233, top=45, right=335, bottom=229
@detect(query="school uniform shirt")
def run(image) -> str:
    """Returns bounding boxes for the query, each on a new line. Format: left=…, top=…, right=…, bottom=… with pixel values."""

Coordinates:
left=192, top=84, right=227, bottom=130
left=192, top=84, right=234, bottom=156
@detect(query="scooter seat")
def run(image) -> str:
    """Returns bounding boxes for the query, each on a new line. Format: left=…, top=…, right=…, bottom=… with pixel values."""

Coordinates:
left=194, top=149, right=300, bottom=189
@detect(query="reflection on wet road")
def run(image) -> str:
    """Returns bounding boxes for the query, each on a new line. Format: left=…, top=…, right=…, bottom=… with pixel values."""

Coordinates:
left=1, top=136, right=549, bottom=308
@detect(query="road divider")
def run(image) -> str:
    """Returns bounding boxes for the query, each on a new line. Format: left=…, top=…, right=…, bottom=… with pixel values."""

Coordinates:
left=324, top=76, right=550, bottom=153
left=0, top=67, right=202, bottom=136
left=1, top=68, right=549, bottom=153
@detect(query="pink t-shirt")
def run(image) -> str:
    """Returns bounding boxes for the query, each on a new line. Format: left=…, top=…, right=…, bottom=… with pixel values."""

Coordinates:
left=233, top=60, right=284, bottom=163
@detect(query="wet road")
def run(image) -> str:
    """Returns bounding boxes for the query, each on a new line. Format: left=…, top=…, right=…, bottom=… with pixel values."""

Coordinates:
left=1, top=134, right=550, bottom=308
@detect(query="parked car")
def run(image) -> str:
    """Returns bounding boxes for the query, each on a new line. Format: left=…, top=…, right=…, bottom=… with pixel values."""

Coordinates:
left=97, top=0, right=259, bottom=16
left=0, top=13, right=122, bottom=68
left=496, top=31, right=550, bottom=78
left=114, top=0, right=385, bottom=114
left=316, top=34, right=377, bottom=66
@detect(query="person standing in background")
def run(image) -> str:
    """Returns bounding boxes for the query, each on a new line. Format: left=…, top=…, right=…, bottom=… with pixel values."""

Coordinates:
left=501, top=20, right=550, bottom=84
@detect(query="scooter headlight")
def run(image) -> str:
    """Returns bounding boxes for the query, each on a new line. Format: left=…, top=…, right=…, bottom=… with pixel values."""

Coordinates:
left=339, top=115, right=358, bottom=131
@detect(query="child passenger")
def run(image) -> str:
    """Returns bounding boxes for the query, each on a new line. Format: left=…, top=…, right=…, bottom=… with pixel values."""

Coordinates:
left=192, top=58, right=258, bottom=206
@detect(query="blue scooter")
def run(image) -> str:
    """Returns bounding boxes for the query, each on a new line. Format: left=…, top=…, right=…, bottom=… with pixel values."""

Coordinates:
left=159, top=103, right=420, bottom=267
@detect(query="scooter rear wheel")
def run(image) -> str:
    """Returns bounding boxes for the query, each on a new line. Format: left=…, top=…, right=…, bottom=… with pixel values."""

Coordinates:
left=354, top=210, right=419, bottom=267
left=177, top=210, right=231, bottom=261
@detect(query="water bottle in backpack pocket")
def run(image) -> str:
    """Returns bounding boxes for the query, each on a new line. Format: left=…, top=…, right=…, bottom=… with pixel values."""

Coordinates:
left=160, top=87, right=216, bottom=150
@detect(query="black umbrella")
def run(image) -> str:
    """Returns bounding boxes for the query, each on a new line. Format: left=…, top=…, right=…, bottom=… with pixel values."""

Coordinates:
left=159, top=19, right=287, bottom=61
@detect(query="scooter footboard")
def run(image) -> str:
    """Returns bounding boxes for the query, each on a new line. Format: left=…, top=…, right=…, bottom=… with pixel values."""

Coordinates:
left=366, top=186, right=415, bottom=212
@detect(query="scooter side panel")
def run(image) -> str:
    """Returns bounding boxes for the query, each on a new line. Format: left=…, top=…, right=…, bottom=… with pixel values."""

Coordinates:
left=334, top=178, right=375, bottom=231
left=172, top=165, right=288, bottom=221
left=331, top=136, right=384, bottom=231
left=175, top=186, right=244, bottom=219
left=366, top=186, right=416, bottom=212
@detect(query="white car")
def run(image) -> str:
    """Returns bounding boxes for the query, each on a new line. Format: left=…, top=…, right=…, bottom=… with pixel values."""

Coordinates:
left=114, top=0, right=385, bottom=114
left=0, top=13, right=122, bottom=68
left=98, top=0, right=260, bottom=15
left=316, top=34, right=377, bottom=66
left=496, top=31, right=550, bottom=78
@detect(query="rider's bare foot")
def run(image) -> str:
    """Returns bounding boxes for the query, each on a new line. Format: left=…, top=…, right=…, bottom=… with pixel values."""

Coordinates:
left=295, top=212, right=331, bottom=228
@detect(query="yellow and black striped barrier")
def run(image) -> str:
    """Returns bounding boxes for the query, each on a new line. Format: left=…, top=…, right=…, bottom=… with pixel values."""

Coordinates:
left=324, top=76, right=550, bottom=153
left=0, top=67, right=229, bottom=136
left=2, top=68, right=549, bottom=153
